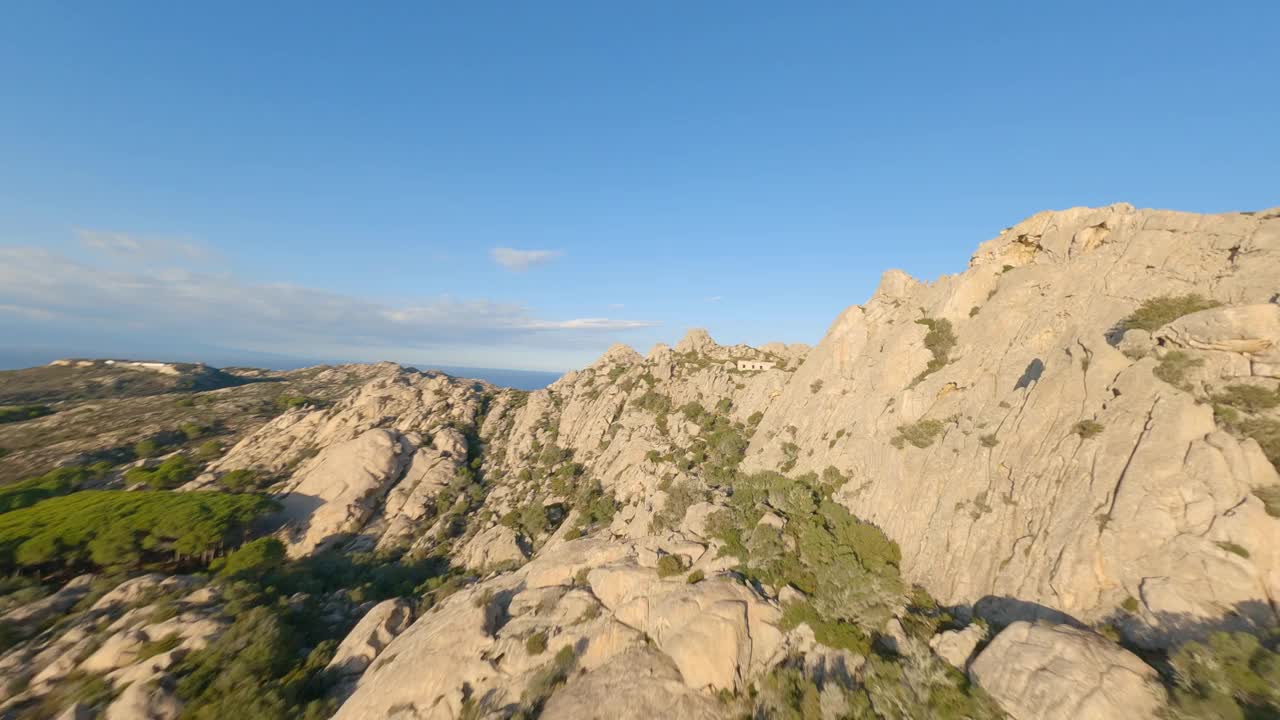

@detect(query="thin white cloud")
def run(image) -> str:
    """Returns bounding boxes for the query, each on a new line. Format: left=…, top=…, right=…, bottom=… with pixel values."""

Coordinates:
left=77, top=229, right=211, bottom=261
left=490, top=247, right=561, bottom=271
left=0, top=245, right=656, bottom=358
left=706, top=295, right=723, bottom=303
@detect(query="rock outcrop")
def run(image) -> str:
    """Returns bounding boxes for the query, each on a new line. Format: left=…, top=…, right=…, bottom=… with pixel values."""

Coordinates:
left=969, top=621, right=1168, bottom=720
left=741, top=204, right=1280, bottom=643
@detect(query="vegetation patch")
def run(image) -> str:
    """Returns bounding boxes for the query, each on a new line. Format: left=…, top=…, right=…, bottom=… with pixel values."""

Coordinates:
left=1072, top=420, right=1105, bottom=439
left=1211, top=384, right=1280, bottom=413
left=1216, top=541, right=1250, bottom=559
left=1166, top=631, right=1280, bottom=718
left=708, top=470, right=906, bottom=652
left=0, top=404, right=53, bottom=424
left=124, top=454, right=200, bottom=490
left=525, top=630, right=548, bottom=655
left=0, top=463, right=114, bottom=514
left=656, top=554, right=686, bottom=578
left=910, top=317, right=957, bottom=386
left=1254, top=485, right=1280, bottom=518
left=979, top=433, right=999, bottom=448
left=891, top=418, right=946, bottom=449
left=0, top=490, right=277, bottom=574
left=1153, top=351, right=1204, bottom=390
left=1119, top=294, right=1221, bottom=332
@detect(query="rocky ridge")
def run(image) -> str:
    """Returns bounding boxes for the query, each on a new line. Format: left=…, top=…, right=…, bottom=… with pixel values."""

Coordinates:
left=3, top=203, right=1279, bottom=719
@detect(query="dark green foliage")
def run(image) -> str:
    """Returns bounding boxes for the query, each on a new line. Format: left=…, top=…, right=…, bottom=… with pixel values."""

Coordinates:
left=136, top=632, right=183, bottom=661
left=1216, top=541, right=1250, bottom=559
left=651, top=480, right=706, bottom=533
left=715, top=397, right=733, bottom=414
left=656, top=554, right=685, bottom=578
left=979, top=433, right=999, bottom=448
left=514, top=646, right=577, bottom=719
left=134, top=438, right=162, bottom=458
left=0, top=490, right=276, bottom=573
left=1121, top=596, right=1139, bottom=613
left=1120, top=294, right=1221, bottom=332
left=1154, top=351, right=1204, bottom=390
left=219, top=468, right=260, bottom=491
left=710, top=470, right=904, bottom=641
left=179, top=422, right=206, bottom=440
left=1238, top=417, right=1280, bottom=471
left=891, top=419, right=946, bottom=449
left=214, top=538, right=287, bottom=579
left=525, top=631, right=548, bottom=655
left=912, top=317, right=957, bottom=385
left=748, top=411, right=764, bottom=426
left=273, top=394, right=317, bottom=411
left=1072, top=420, right=1105, bottom=439
left=1167, top=631, right=1280, bottom=719
left=174, top=606, right=336, bottom=720
left=0, top=404, right=52, bottom=424
left=124, top=454, right=199, bottom=489
left=860, top=650, right=1005, bottom=719
left=686, top=569, right=705, bottom=584
left=1211, top=384, right=1280, bottom=413
left=0, top=462, right=113, bottom=514
left=1254, top=486, right=1280, bottom=518
left=632, top=391, right=672, bottom=415
left=196, top=440, right=223, bottom=460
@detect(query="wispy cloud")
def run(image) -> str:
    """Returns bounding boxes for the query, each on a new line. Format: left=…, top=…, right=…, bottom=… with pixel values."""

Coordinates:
left=0, top=244, right=655, bottom=360
left=77, top=229, right=211, bottom=262
left=706, top=295, right=723, bottom=303
left=490, top=247, right=561, bottom=271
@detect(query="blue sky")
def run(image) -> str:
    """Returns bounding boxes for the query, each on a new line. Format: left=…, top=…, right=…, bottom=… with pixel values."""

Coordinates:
left=2, top=2, right=1277, bottom=371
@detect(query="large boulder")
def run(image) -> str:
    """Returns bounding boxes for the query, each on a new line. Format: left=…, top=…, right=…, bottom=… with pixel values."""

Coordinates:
left=969, top=621, right=1167, bottom=720
left=278, top=428, right=413, bottom=557
left=327, top=598, right=415, bottom=677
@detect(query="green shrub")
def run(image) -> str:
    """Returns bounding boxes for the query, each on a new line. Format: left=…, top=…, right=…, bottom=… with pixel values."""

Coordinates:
left=1167, top=631, right=1280, bottom=718
left=215, top=537, right=287, bottom=579
left=180, top=422, right=206, bottom=440
left=1216, top=541, right=1250, bottom=559
left=1121, top=596, right=1139, bottom=613
left=525, top=631, right=548, bottom=655
left=134, top=438, right=162, bottom=458
left=891, top=419, right=946, bottom=449
left=1238, top=417, right=1280, bottom=470
left=1211, top=384, right=1280, bottom=413
left=686, top=569, right=705, bottom=584
left=809, top=380, right=823, bottom=394
left=1254, top=486, right=1280, bottom=518
left=748, top=411, right=764, bottom=427
left=632, top=391, right=672, bottom=415
left=1154, top=351, right=1204, bottom=390
left=911, top=317, right=957, bottom=385
left=0, top=404, right=52, bottom=424
left=710, top=470, right=904, bottom=640
left=136, top=632, right=183, bottom=661
left=1072, top=420, right=1105, bottom=439
left=196, top=440, right=223, bottom=460
left=656, top=554, right=686, bottom=578
left=517, top=646, right=576, bottom=717
left=219, top=469, right=259, bottom=491
left=979, top=433, right=998, bottom=448
left=1119, top=294, right=1220, bottom=332
left=651, top=481, right=705, bottom=533
left=125, top=454, right=199, bottom=490
left=715, top=397, right=733, bottom=414
left=273, top=394, right=315, bottom=411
